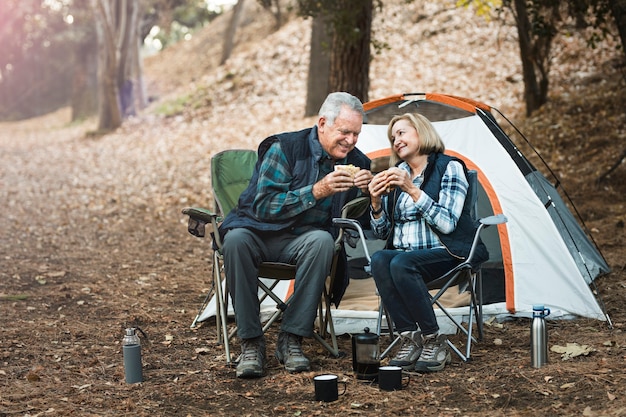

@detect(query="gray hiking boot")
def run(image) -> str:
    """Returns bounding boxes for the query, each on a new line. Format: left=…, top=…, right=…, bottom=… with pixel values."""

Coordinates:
left=236, top=336, right=266, bottom=378
left=389, top=330, right=423, bottom=370
left=414, top=333, right=451, bottom=373
left=275, top=331, right=311, bottom=373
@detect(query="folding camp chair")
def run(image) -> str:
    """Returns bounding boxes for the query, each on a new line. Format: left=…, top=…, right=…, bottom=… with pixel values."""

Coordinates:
left=337, top=170, right=507, bottom=362
left=182, top=149, right=369, bottom=365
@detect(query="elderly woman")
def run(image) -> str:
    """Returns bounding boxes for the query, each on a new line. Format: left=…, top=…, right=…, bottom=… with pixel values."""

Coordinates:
left=367, top=113, right=488, bottom=373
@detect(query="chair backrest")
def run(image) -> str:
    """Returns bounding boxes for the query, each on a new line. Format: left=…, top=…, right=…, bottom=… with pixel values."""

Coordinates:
left=211, top=149, right=258, bottom=216
left=466, top=170, right=478, bottom=223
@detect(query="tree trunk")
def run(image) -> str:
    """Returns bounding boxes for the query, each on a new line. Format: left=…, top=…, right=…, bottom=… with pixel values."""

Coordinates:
left=609, top=0, right=626, bottom=56
left=221, top=0, right=245, bottom=65
left=117, top=0, right=140, bottom=117
left=93, top=0, right=122, bottom=131
left=71, top=30, right=98, bottom=121
left=327, top=0, right=372, bottom=103
left=133, top=28, right=148, bottom=111
left=510, top=0, right=556, bottom=116
left=305, top=15, right=331, bottom=116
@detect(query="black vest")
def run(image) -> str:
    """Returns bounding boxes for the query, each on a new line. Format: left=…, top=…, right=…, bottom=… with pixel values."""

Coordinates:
left=386, top=152, right=488, bottom=265
left=219, top=126, right=371, bottom=305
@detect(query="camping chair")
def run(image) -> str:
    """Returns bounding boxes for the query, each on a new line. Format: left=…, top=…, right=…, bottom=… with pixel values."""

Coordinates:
left=181, top=149, right=369, bottom=365
left=338, top=170, right=507, bottom=362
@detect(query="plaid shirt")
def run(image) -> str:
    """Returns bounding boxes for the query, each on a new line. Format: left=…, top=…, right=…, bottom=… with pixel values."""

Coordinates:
left=254, top=141, right=339, bottom=232
left=371, top=160, right=468, bottom=251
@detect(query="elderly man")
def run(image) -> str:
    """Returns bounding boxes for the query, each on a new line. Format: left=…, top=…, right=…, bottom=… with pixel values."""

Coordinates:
left=219, top=92, right=372, bottom=378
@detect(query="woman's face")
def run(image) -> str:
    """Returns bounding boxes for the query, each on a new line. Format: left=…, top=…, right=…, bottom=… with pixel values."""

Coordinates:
left=390, top=118, right=420, bottom=159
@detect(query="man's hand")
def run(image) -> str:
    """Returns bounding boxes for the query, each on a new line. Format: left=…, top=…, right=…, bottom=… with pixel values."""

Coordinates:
left=353, top=169, right=373, bottom=194
left=312, top=170, right=357, bottom=199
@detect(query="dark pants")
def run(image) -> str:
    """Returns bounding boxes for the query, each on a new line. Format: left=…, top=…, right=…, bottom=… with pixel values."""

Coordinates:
left=222, top=228, right=334, bottom=339
left=371, top=248, right=460, bottom=335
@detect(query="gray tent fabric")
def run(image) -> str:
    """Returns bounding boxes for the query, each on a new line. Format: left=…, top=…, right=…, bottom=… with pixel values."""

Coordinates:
left=526, top=171, right=610, bottom=284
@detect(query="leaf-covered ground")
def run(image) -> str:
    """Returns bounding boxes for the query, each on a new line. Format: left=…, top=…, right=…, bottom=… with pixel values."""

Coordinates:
left=1, top=1, right=625, bottom=416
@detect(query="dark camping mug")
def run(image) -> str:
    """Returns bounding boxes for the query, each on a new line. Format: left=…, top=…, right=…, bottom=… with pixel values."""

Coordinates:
left=314, top=374, right=346, bottom=402
left=378, top=366, right=410, bottom=391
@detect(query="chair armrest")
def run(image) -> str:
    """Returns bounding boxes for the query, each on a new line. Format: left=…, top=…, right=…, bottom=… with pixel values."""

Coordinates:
left=181, top=207, right=218, bottom=223
left=479, top=213, right=508, bottom=226
left=332, top=218, right=372, bottom=264
left=465, top=213, right=509, bottom=265
left=181, top=207, right=219, bottom=238
left=340, top=196, right=370, bottom=219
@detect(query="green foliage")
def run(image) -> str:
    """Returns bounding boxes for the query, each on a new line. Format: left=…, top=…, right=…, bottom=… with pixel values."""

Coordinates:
left=456, top=0, right=502, bottom=20
left=154, top=94, right=194, bottom=116
left=148, top=0, right=222, bottom=49
left=459, top=0, right=616, bottom=50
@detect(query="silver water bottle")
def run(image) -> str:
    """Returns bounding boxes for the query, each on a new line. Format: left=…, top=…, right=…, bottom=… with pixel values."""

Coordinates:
left=123, top=327, right=143, bottom=383
left=531, top=305, right=551, bottom=368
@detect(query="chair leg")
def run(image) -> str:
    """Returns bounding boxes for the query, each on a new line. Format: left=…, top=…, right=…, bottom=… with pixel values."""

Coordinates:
left=214, top=254, right=232, bottom=365
left=313, top=285, right=340, bottom=357
left=476, top=269, right=484, bottom=341
left=313, top=320, right=339, bottom=357
left=190, top=280, right=214, bottom=330
left=380, top=335, right=402, bottom=360
left=463, top=269, right=484, bottom=361
left=428, top=270, right=484, bottom=363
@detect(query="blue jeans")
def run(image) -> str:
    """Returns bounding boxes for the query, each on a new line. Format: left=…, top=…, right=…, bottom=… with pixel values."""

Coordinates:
left=222, top=228, right=334, bottom=339
left=371, top=248, right=460, bottom=335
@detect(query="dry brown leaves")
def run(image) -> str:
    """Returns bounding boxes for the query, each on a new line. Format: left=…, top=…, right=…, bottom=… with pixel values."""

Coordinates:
left=1, top=0, right=625, bottom=416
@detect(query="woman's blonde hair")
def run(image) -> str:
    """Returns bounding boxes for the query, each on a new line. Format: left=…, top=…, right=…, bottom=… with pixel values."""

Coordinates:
left=387, top=113, right=445, bottom=165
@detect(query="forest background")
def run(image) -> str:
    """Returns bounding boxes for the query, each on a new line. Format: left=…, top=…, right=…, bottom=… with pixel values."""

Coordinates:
left=1, top=0, right=625, bottom=416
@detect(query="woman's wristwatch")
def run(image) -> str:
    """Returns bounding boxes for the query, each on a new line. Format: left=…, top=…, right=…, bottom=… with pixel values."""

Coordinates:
left=370, top=204, right=383, bottom=215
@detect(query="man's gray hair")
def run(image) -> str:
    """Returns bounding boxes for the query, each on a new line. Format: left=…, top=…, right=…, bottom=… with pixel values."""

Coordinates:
left=318, top=92, right=364, bottom=126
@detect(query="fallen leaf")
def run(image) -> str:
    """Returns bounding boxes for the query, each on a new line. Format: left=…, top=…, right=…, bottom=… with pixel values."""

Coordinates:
left=26, top=371, right=40, bottom=381
left=550, top=343, right=595, bottom=360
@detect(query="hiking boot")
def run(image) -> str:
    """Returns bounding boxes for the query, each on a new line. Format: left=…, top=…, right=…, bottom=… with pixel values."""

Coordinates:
left=414, top=333, right=451, bottom=373
left=389, top=330, right=422, bottom=370
left=236, top=336, right=266, bottom=378
left=275, top=331, right=311, bottom=373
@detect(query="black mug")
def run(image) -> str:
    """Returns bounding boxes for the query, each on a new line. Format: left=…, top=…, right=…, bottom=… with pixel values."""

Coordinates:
left=314, top=374, right=347, bottom=402
left=378, top=366, right=410, bottom=391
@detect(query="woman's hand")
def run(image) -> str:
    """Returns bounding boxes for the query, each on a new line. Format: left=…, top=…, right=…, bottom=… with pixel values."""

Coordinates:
left=368, top=168, right=420, bottom=203
left=368, top=171, right=389, bottom=199
left=383, top=167, right=412, bottom=192
left=383, top=167, right=421, bottom=201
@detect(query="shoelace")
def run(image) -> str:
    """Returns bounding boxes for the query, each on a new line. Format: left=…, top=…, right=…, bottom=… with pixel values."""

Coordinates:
left=286, top=337, right=304, bottom=357
left=420, top=338, right=440, bottom=360
left=241, top=341, right=261, bottom=360
left=396, top=336, right=417, bottom=359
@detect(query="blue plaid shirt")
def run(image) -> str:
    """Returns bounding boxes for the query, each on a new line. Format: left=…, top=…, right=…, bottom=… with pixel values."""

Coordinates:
left=371, top=160, right=468, bottom=251
left=254, top=141, right=341, bottom=233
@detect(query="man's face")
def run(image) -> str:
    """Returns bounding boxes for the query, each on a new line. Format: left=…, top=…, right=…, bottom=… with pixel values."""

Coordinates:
left=317, top=106, right=363, bottom=160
